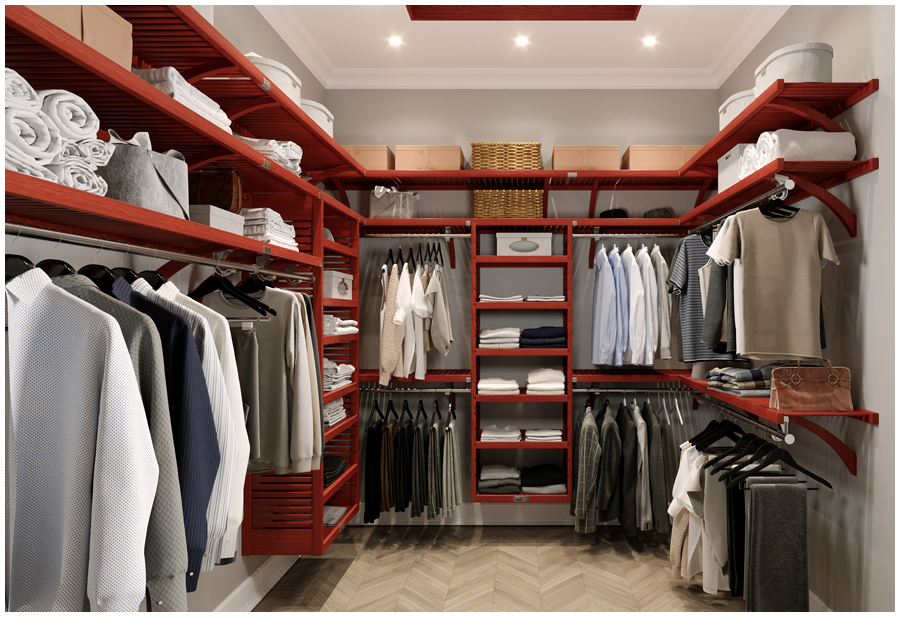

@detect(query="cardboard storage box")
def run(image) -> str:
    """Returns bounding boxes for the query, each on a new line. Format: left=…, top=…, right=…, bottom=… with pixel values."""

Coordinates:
left=190, top=204, right=244, bottom=236
left=323, top=270, right=354, bottom=300
left=27, top=5, right=133, bottom=70
left=395, top=145, right=464, bottom=170
left=496, top=232, right=552, bottom=257
left=621, top=145, right=703, bottom=170
left=343, top=145, right=395, bottom=170
left=551, top=145, right=619, bottom=170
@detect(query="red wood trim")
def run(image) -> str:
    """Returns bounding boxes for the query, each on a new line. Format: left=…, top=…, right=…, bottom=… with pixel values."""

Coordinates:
left=309, top=166, right=357, bottom=187
left=768, top=97, right=845, bottom=132
left=225, top=96, right=280, bottom=121
left=542, top=177, right=550, bottom=217
left=448, top=237, right=456, bottom=269
left=695, top=177, right=714, bottom=208
left=790, top=417, right=857, bottom=476
left=333, top=178, right=351, bottom=208
left=783, top=172, right=858, bottom=237
left=241, top=475, right=252, bottom=555
left=181, top=58, right=237, bottom=84
left=828, top=78, right=879, bottom=117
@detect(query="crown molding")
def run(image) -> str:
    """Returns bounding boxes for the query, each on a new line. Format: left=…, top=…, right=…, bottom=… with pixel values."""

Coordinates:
left=710, top=5, right=791, bottom=87
left=255, top=5, right=334, bottom=87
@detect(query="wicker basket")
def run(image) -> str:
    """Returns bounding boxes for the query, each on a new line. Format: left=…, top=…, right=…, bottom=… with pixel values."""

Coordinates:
left=473, top=189, right=544, bottom=218
left=471, top=142, right=542, bottom=170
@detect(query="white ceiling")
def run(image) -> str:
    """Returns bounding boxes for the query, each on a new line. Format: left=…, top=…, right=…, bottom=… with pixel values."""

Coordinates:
left=255, top=5, right=790, bottom=89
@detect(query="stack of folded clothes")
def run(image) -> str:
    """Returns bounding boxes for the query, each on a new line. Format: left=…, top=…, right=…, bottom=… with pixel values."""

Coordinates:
left=479, top=293, right=523, bottom=303
left=240, top=207, right=299, bottom=251
left=323, top=456, right=346, bottom=487
left=324, top=314, right=359, bottom=335
left=132, top=66, right=233, bottom=134
left=705, top=363, right=784, bottom=397
left=233, top=134, right=303, bottom=175
left=480, top=424, right=522, bottom=442
left=520, top=326, right=567, bottom=349
left=323, top=357, right=355, bottom=391
left=323, top=505, right=349, bottom=527
left=477, top=464, right=521, bottom=494
left=526, top=295, right=566, bottom=302
left=526, top=368, right=566, bottom=396
left=521, top=463, right=566, bottom=495
left=323, top=398, right=347, bottom=427
left=478, top=327, right=520, bottom=348
left=525, top=429, right=563, bottom=442
left=477, top=377, right=520, bottom=396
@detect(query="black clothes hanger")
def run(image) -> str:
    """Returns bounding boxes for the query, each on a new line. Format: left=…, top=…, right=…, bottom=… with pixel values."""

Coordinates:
left=111, top=267, right=138, bottom=283
left=401, top=400, right=413, bottom=422
left=37, top=259, right=77, bottom=277
left=138, top=270, right=167, bottom=290
left=694, top=421, right=744, bottom=452
left=78, top=264, right=118, bottom=295
left=188, top=274, right=271, bottom=316
left=759, top=197, right=799, bottom=219
left=435, top=243, right=444, bottom=267
left=688, top=420, right=720, bottom=446
left=432, top=400, right=442, bottom=422
left=726, top=447, right=832, bottom=489
left=704, top=433, right=766, bottom=471
left=700, top=226, right=715, bottom=248
left=717, top=442, right=778, bottom=483
left=386, top=248, right=395, bottom=268
left=5, top=255, right=35, bottom=282
left=416, top=400, right=428, bottom=424
left=236, top=277, right=267, bottom=294
left=417, top=243, right=424, bottom=267
left=448, top=399, right=456, bottom=420
left=386, top=400, right=399, bottom=421
left=397, top=247, right=404, bottom=267
left=372, top=400, right=385, bottom=421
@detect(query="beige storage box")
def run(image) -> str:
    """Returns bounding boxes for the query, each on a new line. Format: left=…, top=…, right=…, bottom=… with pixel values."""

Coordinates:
left=323, top=270, right=354, bottom=300
left=395, top=145, right=464, bottom=170
left=496, top=232, right=552, bottom=257
left=28, top=5, right=133, bottom=70
left=551, top=145, right=619, bottom=170
left=344, top=145, right=395, bottom=170
left=717, top=144, right=754, bottom=193
left=621, top=145, right=703, bottom=170
left=189, top=204, right=244, bottom=236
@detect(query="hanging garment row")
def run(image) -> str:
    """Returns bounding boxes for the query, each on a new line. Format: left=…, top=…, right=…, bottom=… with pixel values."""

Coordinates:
left=363, top=399, right=462, bottom=522
left=379, top=242, right=454, bottom=384
left=5, top=258, right=324, bottom=612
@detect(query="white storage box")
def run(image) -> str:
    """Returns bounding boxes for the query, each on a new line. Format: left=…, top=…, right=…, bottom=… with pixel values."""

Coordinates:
left=301, top=99, right=334, bottom=138
left=754, top=42, right=833, bottom=97
left=245, top=52, right=302, bottom=110
left=496, top=232, right=552, bottom=257
left=190, top=204, right=244, bottom=236
left=718, top=89, right=754, bottom=131
left=323, top=270, right=354, bottom=300
left=717, top=144, right=755, bottom=193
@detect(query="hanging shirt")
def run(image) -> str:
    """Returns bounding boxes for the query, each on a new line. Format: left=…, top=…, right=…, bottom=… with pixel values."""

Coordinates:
left=574, top=411, right=601, bottom=533
left=442, top=419, right=463, bottom=517
left=636, top=247, right=658, bottom=366
left=421, top=265, right=435, bottom=351
left=630, top=402, right=652, bottom=530
left=379, top=265, right=405, bottom=384
left=650, top=245, right=672, bottom=360
left=6, top=269, right=158, bottom=612
left=425, top=266, right=452, bottom=356
left=621, top=246, right=645, bottom=365
left=411, top=264, right=428, bottom=380
left=608, top=247, right=629, bottom=367
left=393, top=263, right=416, bottom=376
left=436, top=263, right=454, bottom=344
left=591, top=246, right=617, bottom=366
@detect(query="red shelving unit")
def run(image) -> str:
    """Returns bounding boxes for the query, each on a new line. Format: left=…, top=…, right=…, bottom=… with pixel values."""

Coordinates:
left=358, top=369, right=472, bottom=383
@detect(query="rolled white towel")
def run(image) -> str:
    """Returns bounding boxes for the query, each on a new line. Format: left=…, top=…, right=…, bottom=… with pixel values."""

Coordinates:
left=758, top=128, right=857, bottom=167
left=5, top=148, right=58, bottom=182
left=76, top=138, right=115, bottom=167
left=6, top=102, right=63, bottom=163
left=754, top=132, right=777, bottom=169
left=46, top=157, right=108, bottom=196
left=738, top=144, right=757, bottom=180
left=5, top=68, right=40, bottom=108
left=527, top=368, right=566, bottom=384
left=278, top=140, right=303, bottom=164
left=38, top=90, right=99, bottom=141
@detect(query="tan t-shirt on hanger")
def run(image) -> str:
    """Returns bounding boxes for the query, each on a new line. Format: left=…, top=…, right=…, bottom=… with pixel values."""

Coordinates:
left=707, top=208, right=839, bottom=360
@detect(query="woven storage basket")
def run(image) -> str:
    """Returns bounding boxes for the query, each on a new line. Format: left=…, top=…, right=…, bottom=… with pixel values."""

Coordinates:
left=471, top=142, right=542, bottom=170
left=473, top=189, right=544, bottom=218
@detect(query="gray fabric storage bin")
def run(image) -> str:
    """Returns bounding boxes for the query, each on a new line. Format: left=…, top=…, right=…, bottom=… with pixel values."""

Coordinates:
left=368, top=188, right=419, bottom=218
left=97, top=141, right=189, bottom=220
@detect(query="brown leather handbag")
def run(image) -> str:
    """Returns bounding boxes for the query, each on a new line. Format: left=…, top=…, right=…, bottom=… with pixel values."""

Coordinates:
left=769, top=360, right=853, bottom=413
left=188, top=168, right=242, bottom=214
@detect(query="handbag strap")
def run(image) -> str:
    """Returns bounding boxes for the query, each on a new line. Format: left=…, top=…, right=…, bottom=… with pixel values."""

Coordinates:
left=789, top=359, right=842, bottom=387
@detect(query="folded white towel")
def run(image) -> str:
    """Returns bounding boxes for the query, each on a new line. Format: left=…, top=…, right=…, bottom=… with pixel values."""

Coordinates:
left=5, top=148, right=58, bottom=182
left=240, top=207, right=286, bottom=225
left=330, top=326, right=359, bottom=335
left=524, top=429, right=562, bottom=437
left=478, top=377, right=520, bottom=388
left=479, top=295, right=523, bottom=302
left=481, top=436, right=523, bottom=441
left=480, top=464, right=520, bottom=480
left=738, top=144, right=757, bottom=180
left=526, top=295, right=565, bottom=301
left=324, top=379, right=352, bottom=391
left=5, top=69, right=40, bottom=108
left=479, top=327, right=522, bottom=339
left=525, top=436, right=563, bottom=442
left=244, top=232, right=298, bottom=246
left=132, top=66, right=224, bottom=112
left=278, top=140, right=302, bottom=167
left=6, top=101, right=63, bottom=163
left=478, top=389, right=520, bottom=395
left=478, top=337, right=520, bottom=344
left=526, top=387, right=565, bottom=396
left=244, top=223, right=296, bottom=239
left=755, top=129, right=857, bottom=169
left=151, top=80, right=233, bottom=133
left=46, top=157, right=108, bottom=195
left=523, top=484, right=566, bottom=495
left=478, top=343, right=520, bottom=349
left=481, top=424, right=521, bottom=438
left=525, top=381, right=567, bottom=391
left=527, top=368, right=566, bottom=384
left=38, top=90, right=99, bottom=141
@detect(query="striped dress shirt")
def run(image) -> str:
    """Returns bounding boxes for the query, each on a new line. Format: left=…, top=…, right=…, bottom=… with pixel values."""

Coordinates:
left=592, top=246, right=617, bottom=365
left=620, top=246, right=645, bottom=365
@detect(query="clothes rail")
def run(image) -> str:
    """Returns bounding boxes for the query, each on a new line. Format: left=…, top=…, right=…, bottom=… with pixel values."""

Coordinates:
left=572, top=233, right=684, bottom=238
left=688, top=177, right=796, bottom=236
left=361, top=233, right=472, bottom=238
left=572, top=387, right=690, bottom=394
left=692, top=394, right=792, bottom=443
left=360, top=387, right=471, bottom=394
left=5, top=223, right=313, bottom=282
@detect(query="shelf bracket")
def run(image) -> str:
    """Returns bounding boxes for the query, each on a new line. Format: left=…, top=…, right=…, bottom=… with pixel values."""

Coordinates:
left=588, top=226, right=599, bottom=269
left=308, top=165, right=356, bottom=187
left=332, top=177, right=351, bottom=208
left=790, top=416, right=857, bottom=476
left=445, top=226, right=457, bottom=269
left=783, top=172, right=858, bottom=237
left=767, top=97, right=845, bottom=132
left=694, top=176, right=715, bottom=208
left=225, top=96, right=280, bottom=121
left=185, top=147, right=234, bottom=171
left=182, top=58, right=237, bottom=84
left=542, top=178, right=551, bottom=217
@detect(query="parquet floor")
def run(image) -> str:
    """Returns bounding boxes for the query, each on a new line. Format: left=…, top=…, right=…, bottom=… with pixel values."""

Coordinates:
left=253, top=526, right=745, bottom=612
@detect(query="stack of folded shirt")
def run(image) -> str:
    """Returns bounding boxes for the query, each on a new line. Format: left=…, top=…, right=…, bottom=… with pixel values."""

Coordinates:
left=477, top=464, right=521, bottom=494
left=480, top=425, right=522, bottom=442
left=477, top=377, right=520, bottom=396
left=323, top=357, right=355, bottom=391
left=478, top=327, right=520, bottom=348
left=520, top=326, right=567, bottom=349
left=240, top=207, right=299, bottom=251
left=525, top=429, right=563, bottom=442
left=233, top=134, right=303, bottom=175
left=323, top=398, right=347, bottom=427
left=521, top=463, right=566, bottom=495
left=706, top=363, right=784, bottom=397
left=323, top=455, right=346, bottom=487
left=526, top=295, right=566, bottom=302
left=479, top=294, right=523, bottom=303
left=323, top=505, right=349, bottom=527
left=526, top=368, right=566, bottom=396
left=278, top=140, right=303, bottom=174
left=132, top=66, right=233, bottom=134
left=324, top=314, right=359, bottom=335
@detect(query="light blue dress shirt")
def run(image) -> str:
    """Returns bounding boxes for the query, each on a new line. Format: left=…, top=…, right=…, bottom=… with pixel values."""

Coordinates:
left=592, top=246, right=618, bottom=365
left=608, top=247, right=629, bottom=367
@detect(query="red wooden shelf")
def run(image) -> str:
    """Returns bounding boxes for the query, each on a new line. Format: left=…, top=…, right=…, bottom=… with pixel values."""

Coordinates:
left=320, top=503, right=359, bottom=553
left=360, top=218, right=471, bottom=234
left=473, top=493, right=569, bottom=503
left=323, top=297, right=359, bottom=308
left=475, top=255, right=569, bottom=266
left=324, top=414, right=359, bottom=445
left=573, top=218, right=689, bottom=236
left=323, top=333, right=358, bottom=346
left=323, top=239, right=359, bottom=258
left=358, top=369, right=472, bottom=383
left=476, top=302, right=569, bottom=310
left=476, top=431, right=568, bottom=449
left=474, top=389, right=569, bottom=403
left=476, top=348, right=568, bottom=356
left=323, top=464, right=359, bottom=502
left=323, top=381, right=359, bottom=405
left=573, top=369, right=687, bottom=383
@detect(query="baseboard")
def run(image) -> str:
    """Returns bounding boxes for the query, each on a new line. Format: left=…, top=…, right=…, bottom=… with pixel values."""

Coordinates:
left=214, top=555, right=299, bottom=612
left=809, top=590, right=832, bottom=612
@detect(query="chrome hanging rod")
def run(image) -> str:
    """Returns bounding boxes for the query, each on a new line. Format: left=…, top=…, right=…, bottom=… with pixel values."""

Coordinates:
left=692, top=394, right=787, bottom=440
left=688, top=177, right=795, bottom=237
left=5, top=223, right=313, bottom=282
left=572, top=233, right=685, bottom=238
left=361, top=233, right=471, bottom=238
left=360, top=387, right=471, bottom=394
left=573, top=387, right=690, bottom=394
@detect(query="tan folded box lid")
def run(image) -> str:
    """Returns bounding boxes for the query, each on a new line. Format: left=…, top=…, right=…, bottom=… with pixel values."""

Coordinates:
left=552, top=145, right=619, bottom=170
left=395, top=145, right=465, bottom=170
left=621, top=145, right=703, bottom=170
left=343, top=145, right=395, bottom=170
left=26, top=5, right=133, bottom=70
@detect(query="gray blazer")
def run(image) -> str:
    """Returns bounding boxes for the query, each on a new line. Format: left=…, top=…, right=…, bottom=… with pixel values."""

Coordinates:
left=597, top=402, right=623, bottom=525
left=641, top=402, right=671, bottom=533
left=613, top=403, right=638, bottom=536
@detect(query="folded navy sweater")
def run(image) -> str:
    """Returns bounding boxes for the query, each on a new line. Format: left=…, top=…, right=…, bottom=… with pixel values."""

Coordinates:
left=521, top=326, right=566, bottom=339
left=518, top=336, right=566, bottom=346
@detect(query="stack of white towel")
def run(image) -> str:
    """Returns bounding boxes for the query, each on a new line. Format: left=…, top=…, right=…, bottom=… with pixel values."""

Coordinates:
left=132, top=66, right=232, bottom=134
left=5, top=68, right=111, bottom=195
left=477, top=377, right=520, bottom=396
left=233, top=134, right=303, bottom=175
left=739, top=128, right=857, bottom=181
left=478, top=327, right=520, bottom=349
left=323, top=314, right=359, bottom=336
left=323, top=357, right=355, bottom=391
left=526, top=368, right=566, bottom=396
left=526, top=295, right=565, bottom=302
left=480, top=425, right=522, bottom=442
left=239, top=207, right=299, bottom=251
left=323, top=398, right=347, bottom=427
left=525, top=429, right=563, bottom=442
left=479, top=293, right=523, bottom=303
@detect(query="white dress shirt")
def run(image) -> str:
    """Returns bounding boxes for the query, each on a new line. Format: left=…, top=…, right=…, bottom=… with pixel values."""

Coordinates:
left=157, top=282, right=251, bottom=566
left=620, top=246, right=645, bottom=365
left=636, top=247, right=659, bottom=366
left=650, top=245, right=672, bottom=359
left=6, top=269, right=158, bottom=611
left=591, top=245, right=617, bottom=365
left=411, top=264, right=427, bottom=379
left=393, top=263, right=417, bottom=376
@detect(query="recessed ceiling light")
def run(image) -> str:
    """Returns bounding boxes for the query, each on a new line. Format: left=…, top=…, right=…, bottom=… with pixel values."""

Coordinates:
left=516, top=36, right=529, bottom=47
left=643, top=36, right=657, bottom=47
left=389, top=36, right=402, bottom=46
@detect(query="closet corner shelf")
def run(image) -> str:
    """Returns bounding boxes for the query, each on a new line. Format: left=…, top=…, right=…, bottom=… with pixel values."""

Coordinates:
left=475, top=255, right=569, bottom=266
left=323, top=297, right=359, bottom=309
left=323, top=239, right=359, bottom=258
left=476, top=431, right=569, bottom=449
left=473, top=493, right=569, bottom=503
left=475, top=348, right=568, bottom=357
left=323, top=381, right=359, bottom=405
left=476, top=302, right=570, bottom=310
left=358, top=369, right=472, bottom=383
left=321, top=504, right=360, bottom=553
left=573, top=369, right=687, bottom=383
left=360, top=218, right=472, bottom=234
left=474, top=390, right=569, bottom=402
left=325, top=415, right=360, bottom=445
left=573, top=218, right=689, bottom=236
left=323, top=333, right=358, bottom=346
left=323, top=464, right=360, bottom=502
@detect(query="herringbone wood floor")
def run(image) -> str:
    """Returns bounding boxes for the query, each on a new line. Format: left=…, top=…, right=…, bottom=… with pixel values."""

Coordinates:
left=253, top=526, right=745, bottom=612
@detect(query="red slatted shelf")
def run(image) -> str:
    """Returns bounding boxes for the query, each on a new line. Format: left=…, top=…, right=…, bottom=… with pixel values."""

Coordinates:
left=323, top=297, right=359, bottom=308
left=324, top=415, right=359, bottom=445
left=476, top=431, right=568, bottom=449
left=474, top=390, right=569, bottom=403
left=323, top=333, right=358, bottom=346
left=360, top=218, right=472, bottom=234
left=320, top=504, right=359, bottom=552
left=475, top=348, right=568, bottom=356
left=359, top=369, right=472, bottom=382
left=475, top=255, right=569, bottom=266
left=573, top=369, right=688, bottom=383
left=323, top=464, right=359, bottom=502
left=323, top=381, right=359, bottom=405
left=573, top=218, right=689, bottom=236
left=473, top=493, right=569, bottom=503
left=476, top=302, right=569, bottom=310
left=323, top=239, right=359, bottom=258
